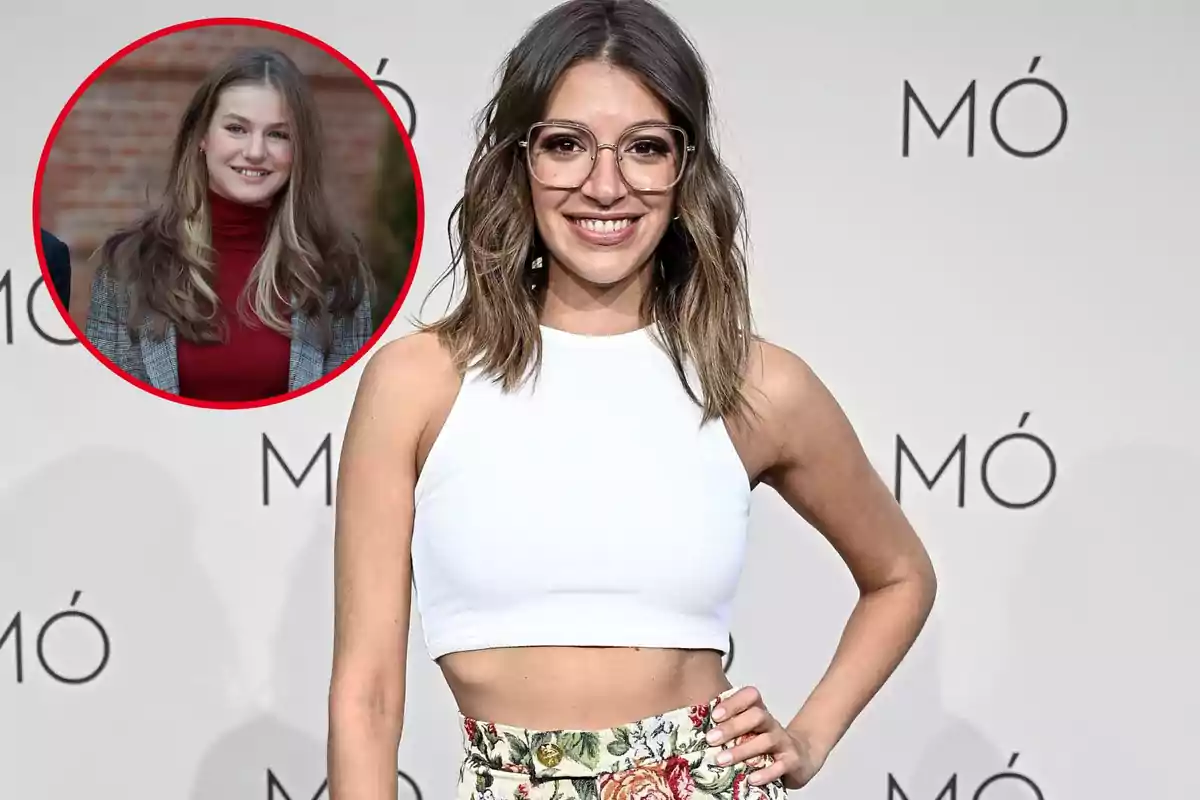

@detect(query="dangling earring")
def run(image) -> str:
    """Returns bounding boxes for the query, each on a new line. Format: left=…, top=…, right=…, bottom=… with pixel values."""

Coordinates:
left=528, top=255, right=544, bottom=292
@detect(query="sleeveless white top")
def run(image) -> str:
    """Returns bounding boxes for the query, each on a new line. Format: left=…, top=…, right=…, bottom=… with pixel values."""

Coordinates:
left=410, top=325, right=752, bottom=660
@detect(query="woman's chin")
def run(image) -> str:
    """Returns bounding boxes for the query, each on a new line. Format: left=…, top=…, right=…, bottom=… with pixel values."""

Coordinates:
left=214, top=182, right=281, bottom=208
left=555, top=253, right=652, bottom=289
left=568, top=266, right=643, bottom=289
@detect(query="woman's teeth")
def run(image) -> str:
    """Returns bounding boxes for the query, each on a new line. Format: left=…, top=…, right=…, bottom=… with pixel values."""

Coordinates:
left=235, top=168, right=270, bottom=177
left=573, top=218, right=634, bottom=233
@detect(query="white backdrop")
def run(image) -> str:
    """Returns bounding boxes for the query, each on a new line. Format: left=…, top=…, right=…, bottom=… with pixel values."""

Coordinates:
left=2, top=2, right=1198, bottom=798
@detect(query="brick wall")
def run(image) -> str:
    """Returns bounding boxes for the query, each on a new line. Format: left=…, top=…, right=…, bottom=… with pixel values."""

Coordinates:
left=38, top=25, right=405, bottom=325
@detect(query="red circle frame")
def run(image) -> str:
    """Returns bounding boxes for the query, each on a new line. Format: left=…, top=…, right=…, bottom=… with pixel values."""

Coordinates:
left=31, top=16, right=425, bottom=411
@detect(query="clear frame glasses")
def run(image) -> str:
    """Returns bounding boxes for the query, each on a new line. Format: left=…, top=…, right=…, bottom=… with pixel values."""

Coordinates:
left=518, top=121, right=695, bottom=192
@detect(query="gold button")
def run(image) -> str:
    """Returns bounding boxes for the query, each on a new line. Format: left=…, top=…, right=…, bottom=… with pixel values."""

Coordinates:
left=536, top=743, right=564, bottom=768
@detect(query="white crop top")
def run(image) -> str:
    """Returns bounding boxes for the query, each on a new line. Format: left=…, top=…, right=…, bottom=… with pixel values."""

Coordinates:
left=410, top=324, right=752, bottom=660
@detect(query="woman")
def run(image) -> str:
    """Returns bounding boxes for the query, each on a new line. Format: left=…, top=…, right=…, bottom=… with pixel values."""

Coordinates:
left=328, top=1, right=936, bottom=798
left=85, top=47, right=373, bottom=402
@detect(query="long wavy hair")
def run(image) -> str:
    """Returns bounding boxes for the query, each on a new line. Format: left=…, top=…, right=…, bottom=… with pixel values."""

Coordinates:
left=96, top=46, right=370, bottom=344
left=423, top=0, right=755, bottom=423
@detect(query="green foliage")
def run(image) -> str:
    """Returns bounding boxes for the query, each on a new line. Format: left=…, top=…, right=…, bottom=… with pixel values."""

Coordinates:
left=365, top=121, right=420, bottom=330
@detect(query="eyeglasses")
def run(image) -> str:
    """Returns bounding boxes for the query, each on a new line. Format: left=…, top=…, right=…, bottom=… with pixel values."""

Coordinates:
left=518, top=121, right=694, bottom=192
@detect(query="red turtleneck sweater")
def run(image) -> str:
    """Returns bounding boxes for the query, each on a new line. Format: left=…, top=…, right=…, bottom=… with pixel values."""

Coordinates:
left=176, top=190, right=292, bottom=401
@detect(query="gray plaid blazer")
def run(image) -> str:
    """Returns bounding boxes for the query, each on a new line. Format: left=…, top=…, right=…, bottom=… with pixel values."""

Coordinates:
left=85, top=267, right=372, bottom=395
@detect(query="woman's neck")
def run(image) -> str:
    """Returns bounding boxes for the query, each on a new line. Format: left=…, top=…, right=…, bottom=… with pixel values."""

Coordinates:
left=207, top=187, right=272, bottom=252
left=539, top=257, right=654, bottom=336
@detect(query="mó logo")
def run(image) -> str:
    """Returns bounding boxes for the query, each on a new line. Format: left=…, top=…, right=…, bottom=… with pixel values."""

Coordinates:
left=0, top=270, right=76, bottom=346
left=902, top=57, right=1067, bottom=158
left=893, top=412, right=1056, bottom=510
left=262, top=433, right=333, bottom=507
left=373, top=57, right=417, bottom=138
left=1, top=590, right=111, bottom=685
left=268, top=767, right=422, bottom=800
left=888, top=752, right=1044, bottom=800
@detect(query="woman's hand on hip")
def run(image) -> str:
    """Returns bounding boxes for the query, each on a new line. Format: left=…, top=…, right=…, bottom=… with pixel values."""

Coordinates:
left=706, top=686, right=824, bottom=790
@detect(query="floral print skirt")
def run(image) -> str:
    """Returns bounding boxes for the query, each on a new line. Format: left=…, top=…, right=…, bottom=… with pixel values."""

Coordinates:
left=456, top=687, right=787, bottom=800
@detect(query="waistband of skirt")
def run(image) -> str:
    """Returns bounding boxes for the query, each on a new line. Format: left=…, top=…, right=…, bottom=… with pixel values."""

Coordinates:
left=458, top=687, right=740, bottom=780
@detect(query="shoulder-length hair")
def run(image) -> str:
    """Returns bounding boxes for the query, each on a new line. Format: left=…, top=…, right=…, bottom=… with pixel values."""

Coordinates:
left=424, top=0, right=755, bottom=423
left=97, top=46, right=370, bottom=343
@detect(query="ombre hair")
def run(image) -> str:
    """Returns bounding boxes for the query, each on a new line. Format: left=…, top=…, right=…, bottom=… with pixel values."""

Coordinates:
left=424, top=0, right=755, bottom=423
left=96, top=46, right=370, bottom=343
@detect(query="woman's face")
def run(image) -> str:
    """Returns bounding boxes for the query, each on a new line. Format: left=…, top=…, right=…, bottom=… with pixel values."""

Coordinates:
left=200, top=83, right=294, bottom=207
left=529, top=60, right=678, bottom=289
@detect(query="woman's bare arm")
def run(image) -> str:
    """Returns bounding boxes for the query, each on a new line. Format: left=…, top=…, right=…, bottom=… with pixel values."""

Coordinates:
left=327, top=333, right=449, bottom=799
left=754, top=341, right=937, bottom=768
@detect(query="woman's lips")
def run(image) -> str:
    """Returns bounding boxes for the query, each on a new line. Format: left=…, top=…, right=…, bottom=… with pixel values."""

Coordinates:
left=232, top=166, right=272, bottom=182
left=567, top=216, right=640, bottom=246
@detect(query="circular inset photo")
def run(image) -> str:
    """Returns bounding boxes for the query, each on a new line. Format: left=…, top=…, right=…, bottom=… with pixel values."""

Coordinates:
left=34, top=17, right=423, bottom=408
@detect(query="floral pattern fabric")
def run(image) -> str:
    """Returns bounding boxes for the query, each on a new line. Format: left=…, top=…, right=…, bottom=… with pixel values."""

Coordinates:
left=456, top=688, right=787, bottom=800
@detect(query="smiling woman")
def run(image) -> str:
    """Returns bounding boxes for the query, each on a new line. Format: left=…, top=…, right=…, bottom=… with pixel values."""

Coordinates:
left=32, top=18, right=420, bottom=408
left=80, top=46, right=375, bottom=404
left=329, top=1, right=934, bottom=799
left=519, top=66, right=693, bottom=286
left=204, top=86, right=295, bottom=207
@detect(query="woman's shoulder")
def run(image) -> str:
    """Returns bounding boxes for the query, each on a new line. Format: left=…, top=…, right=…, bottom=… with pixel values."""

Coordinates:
left=746, top=336, right=818, bottom=389
left=93, top=222, right=152, bottom=284
left=741, top=336, right=828, bottom=420
left=360, top=329, right=461, bottom=400
left=350, top=330, right=462, bottom=445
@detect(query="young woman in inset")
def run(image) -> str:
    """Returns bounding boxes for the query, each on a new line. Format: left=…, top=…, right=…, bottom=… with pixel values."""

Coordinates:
left=86, top=47, right=373, bottom=402
left=328, top=1, right=937, bottom=798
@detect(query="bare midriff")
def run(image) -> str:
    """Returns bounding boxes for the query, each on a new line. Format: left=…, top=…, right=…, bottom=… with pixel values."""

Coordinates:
left=439, top=645, right=731, bottom=730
